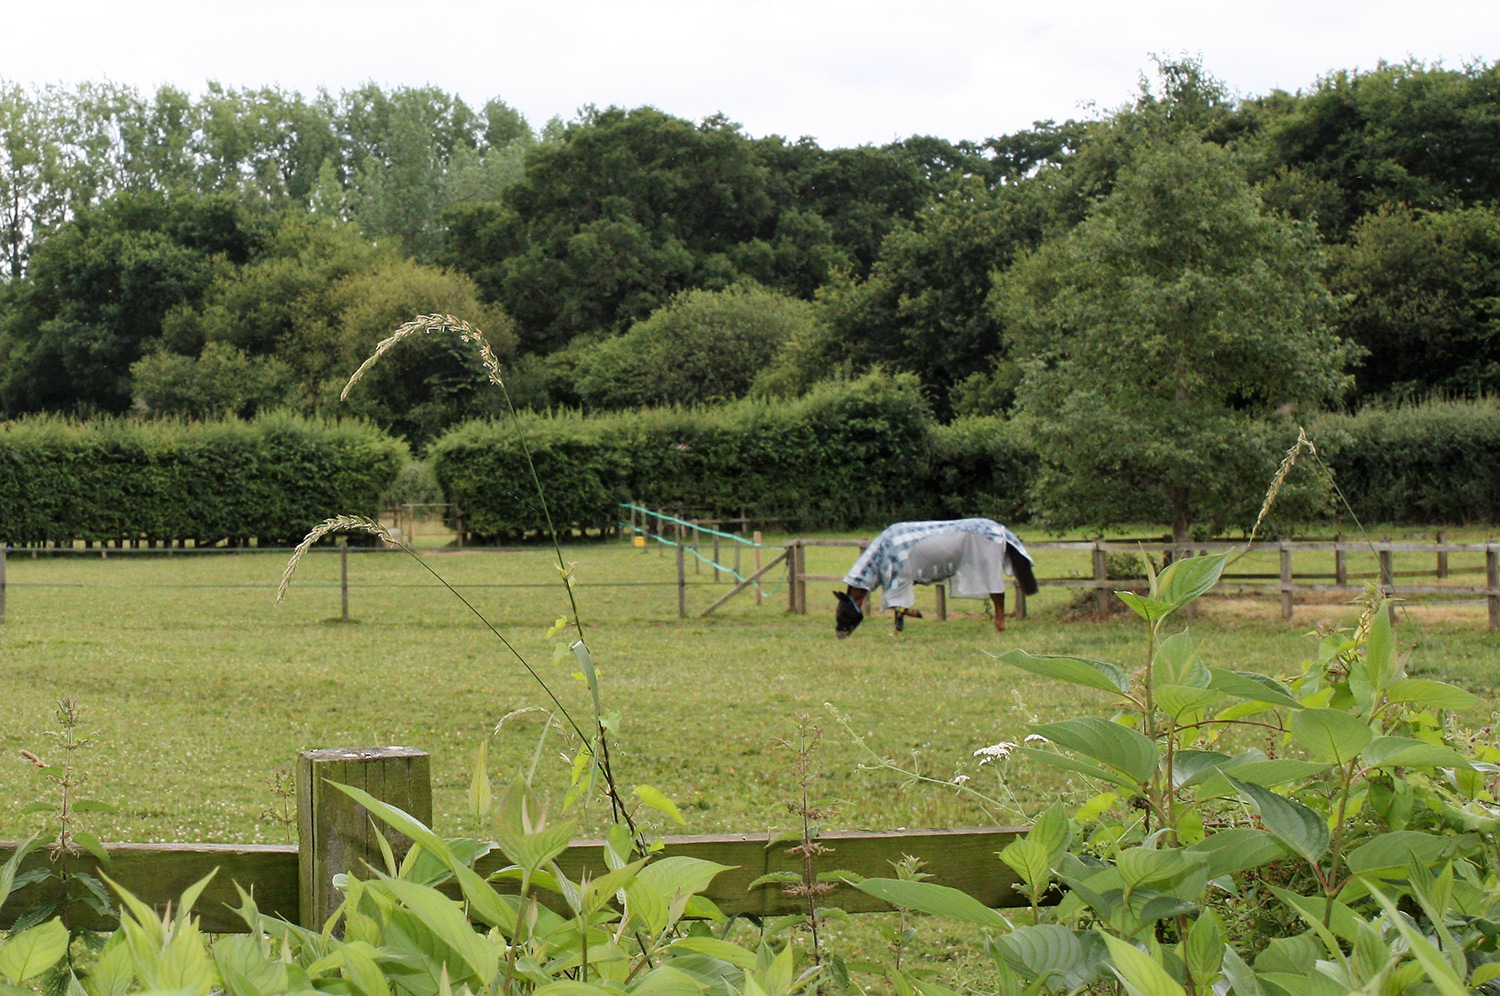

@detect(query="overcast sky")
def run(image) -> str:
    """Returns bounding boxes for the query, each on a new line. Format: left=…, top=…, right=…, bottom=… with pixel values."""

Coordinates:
left=5, top=1, right=1498, bottom=148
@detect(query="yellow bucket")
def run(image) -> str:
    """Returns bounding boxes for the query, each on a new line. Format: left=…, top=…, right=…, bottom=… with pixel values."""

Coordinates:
left=632, top=536, right=647, bottom=548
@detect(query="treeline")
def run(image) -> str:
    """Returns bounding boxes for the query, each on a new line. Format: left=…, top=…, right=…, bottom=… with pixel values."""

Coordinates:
left=4, top=59, right=1500, bottom=537
left=1, top=61, right=1496, bottom=432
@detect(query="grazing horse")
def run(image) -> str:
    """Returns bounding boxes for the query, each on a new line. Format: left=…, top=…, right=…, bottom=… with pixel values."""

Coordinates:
left=834, top=519, right=1037, bottom=638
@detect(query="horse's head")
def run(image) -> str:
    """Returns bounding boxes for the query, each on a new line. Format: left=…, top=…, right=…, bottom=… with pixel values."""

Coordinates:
left=834, top=590, right=863, bottom=638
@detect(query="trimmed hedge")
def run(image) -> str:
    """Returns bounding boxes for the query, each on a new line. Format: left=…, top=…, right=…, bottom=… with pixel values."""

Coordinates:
left=1313, top=400, right=1500, bottom=525
left=0, top=414, right=406, bottom=545
left=430, top=372, right=1033, bottom=536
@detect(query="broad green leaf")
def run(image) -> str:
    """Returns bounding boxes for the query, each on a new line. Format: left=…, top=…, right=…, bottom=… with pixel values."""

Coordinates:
left=71, top=800, right=117, bottom=814
left=1226, top=775, right=1329, bottom=865
left=1289, top=709, right=1372, bottom=765
left=1219, top=947, right=1265, bottom=996
left=852, top=877, right=1011, bottom=929
left=1269, top=887, right=1367, bottom=948
left=0, top=918, right=69, bottom=983
left=1115, top=848, right=1192, bottom=889
left=213, top=934, right=289, bottom=996
left=1154, top=683, right=1220, bottom=720
left=1156, top=630, right=1209, bottom=687
left=1364, top=602, right=1395, bottom=690
left=668, top=937, right=757, bottom=970
left=990, top=649, right=1130, bottom=695
left=1346, top=831, right=1451, bottom=877
left=993, top=924, right=1082, bottom=983
left=1363, top=736, right=1471, bottom=770
left=1157, top=553, right=1228, bottom=611
left=998, top=838, right=1051, bottom=892
left=1100, top=932, right=1186, bottom=996
left=174, top=868, right=218, bottom=926
left=638, top=856, right=735, bottom=900
left=1187, top=829, right=1287, bottom=878
left=1386, top=679, right=1479, bottom=712
left=83, top=940, right=133, bottom=996
left=1029, top=801, right=1072, bottom=862
left=634, top=785, right=686, bottom=825
left=1206, top=668, right=1302, bottom=709
left=1189, top=759, right=1335, bottom=796
left=1171, top=750, right=1232, bottom=788
left=1012, top=747, right=1138, bottom=790
left=1117, top=591, right=1174, bottom=624
left=468, top=741, right=492, bottom=822
left=629, top=965, right=709, bottom=996
left=1030, top=718, right=1158, bottom=785
left=374, top=876, right=499, bottom=984
left=626, top=878, right=670, bottom=935
left=330, top=783, right=458, bottom=867
left=71, top=832, right=111, bottom=867
left=0, top=835, right=40, bottom=910
left=340, top=943, right=391, bottom=996
left=1183, top=910, right=1223, bottom=985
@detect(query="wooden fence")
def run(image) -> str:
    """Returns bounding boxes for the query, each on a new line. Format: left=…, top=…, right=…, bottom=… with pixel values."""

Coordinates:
left=0, top=746, right=1026, bottom=934
left=786, top=537, right=1500, bottom=631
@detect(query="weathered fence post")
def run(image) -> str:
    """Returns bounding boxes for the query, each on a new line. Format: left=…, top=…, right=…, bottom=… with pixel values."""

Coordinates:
left=713, top=532, right=721, bottom=583
left=676, top=543, right=687, bottom=619
left=935, top=583, right=947, bottom=621
left=1280, top=542, right=1293, bottom=620
left=753, top=532, right=763, bottom=605
left=454, top=509, right=463, bottom=549
left=1378, top=549, right=1396, bottom=623
left=796, top=542, right=808, bottom=615
left=297, top=746, right=432, bottom=930
left=1092, top=542, right=1108, bottom=618
left=1334, top=534, right=1347, bottom=588
left=340, top=543, right=350, bottom=623
left=1, top=545, right=7, bottom=624
left=693, top=524, right=701, bottom=574
left=1013, top=585, right=1026, bottom=621
left=792, top=546, right=804, bottom=615
left=1436, top=531, right=1448, bottom=579
left=1488, top=545, right=1499, bottom=634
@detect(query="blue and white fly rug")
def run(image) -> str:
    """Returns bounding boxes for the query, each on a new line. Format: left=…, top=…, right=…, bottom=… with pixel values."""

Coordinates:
left=842, top=518, right=1035, bottom=611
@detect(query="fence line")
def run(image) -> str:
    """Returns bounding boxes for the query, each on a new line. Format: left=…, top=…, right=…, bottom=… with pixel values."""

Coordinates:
left=0, top=746, right=1026, bottom=933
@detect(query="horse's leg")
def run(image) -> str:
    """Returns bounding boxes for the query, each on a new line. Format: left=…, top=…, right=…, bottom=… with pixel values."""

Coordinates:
left=993, top=593, right=1007, bottom=633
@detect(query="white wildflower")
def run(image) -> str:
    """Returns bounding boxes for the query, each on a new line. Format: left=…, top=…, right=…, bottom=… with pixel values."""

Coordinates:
left=973, top=741, right=1017, bottom=765
left=952, top=774, right=970, bottom=785
left=1024, top=734, right=1050, bottom=744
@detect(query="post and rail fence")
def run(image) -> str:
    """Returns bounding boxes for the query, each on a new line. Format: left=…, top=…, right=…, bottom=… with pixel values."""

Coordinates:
left=0, top=746, right=1027, bottom=933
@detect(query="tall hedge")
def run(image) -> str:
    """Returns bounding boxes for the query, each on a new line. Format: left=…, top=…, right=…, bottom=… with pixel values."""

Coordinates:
left=0, top=414, right=406, bottom=545
left=430, top=372, right=1024, bottom=536
left=1313, top=400, right=1500, bottom=524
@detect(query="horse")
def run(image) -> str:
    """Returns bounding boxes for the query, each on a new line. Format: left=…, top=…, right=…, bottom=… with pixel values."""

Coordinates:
left=834, top=519, right=1037, bottom=638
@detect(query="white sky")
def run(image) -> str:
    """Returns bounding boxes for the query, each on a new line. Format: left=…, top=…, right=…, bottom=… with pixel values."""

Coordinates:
left=4, top=0, right=1498, bottom=148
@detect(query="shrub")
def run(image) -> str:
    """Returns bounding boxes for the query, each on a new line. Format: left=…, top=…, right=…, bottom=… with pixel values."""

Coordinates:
left=0, top=414, right=405, bottom=546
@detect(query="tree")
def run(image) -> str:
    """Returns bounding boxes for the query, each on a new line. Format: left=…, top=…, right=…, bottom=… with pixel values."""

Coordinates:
left=996, top=136, right=1356, bottom=541
left=130, top=340, right=291, bottom=419
left=570, top=282, right=817, bottom=410
left=1329, top=205, right=1500, bottom=400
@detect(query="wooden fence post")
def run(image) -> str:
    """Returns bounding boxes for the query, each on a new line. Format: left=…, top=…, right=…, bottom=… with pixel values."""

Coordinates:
left=1488, top=545, right=1499, bottom=634
left=693, top=525, right=701, bottom=575
left=1013, top=585, right=1026, bottom=621
left=340, top=543, right=350, bottom=623
left=1, top=545, right=7, bottom=624
left=753, top=532, right=763, bottom=605
left=297, top=746, right=431, bottom=930
left=1436, top=531, right=1448, bottom=579
left=787, top=542, right=798, bottom=614
left=677, top=543, right=687, bottom=618
left=935, top=583, right=947, bottom=621
left=1092, top=542, right=1108, bottom=619
left=1335, top=535, right=1347, bottom=588
left=796, top=542, right=808, bottom=615
left=1280, top=542, right=1293, bottom=620
left=713, top=532, right=721, bottom=583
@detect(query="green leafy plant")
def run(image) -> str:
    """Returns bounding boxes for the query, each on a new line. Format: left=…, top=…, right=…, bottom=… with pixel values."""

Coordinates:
left=850, top=549, right=1500, bottom=994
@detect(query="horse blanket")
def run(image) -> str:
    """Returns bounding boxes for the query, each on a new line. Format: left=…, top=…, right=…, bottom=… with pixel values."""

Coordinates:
left=842, top=519, right=1035, bottom=612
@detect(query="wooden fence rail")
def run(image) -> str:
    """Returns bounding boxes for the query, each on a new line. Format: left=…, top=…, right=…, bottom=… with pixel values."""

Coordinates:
left=786, top=538, right=1500, bottom=631
left=0, top=746, right=1026, bottom=934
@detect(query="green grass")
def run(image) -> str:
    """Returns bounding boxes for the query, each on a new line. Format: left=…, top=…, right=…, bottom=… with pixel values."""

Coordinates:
left=3, top=530, right=1498, bottom=849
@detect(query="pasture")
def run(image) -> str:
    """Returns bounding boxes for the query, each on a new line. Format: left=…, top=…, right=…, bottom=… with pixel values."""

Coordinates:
left=2, top=531, right=1498, bottom=849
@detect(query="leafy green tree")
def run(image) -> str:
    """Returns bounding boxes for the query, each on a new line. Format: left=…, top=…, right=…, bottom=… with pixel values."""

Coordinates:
left=0, top=191, right=260, bottom=413
left=815, top=176, right=1044, bottom=413
left=1329, top=204, right=1500, bottom=400
left=1260, top=60, right=1500, bottom=238
left=996, top=136, right=1356, bottom=541
left=130, top=340, right=292, bottom=418
left=570, top=282, right=816, bottom=410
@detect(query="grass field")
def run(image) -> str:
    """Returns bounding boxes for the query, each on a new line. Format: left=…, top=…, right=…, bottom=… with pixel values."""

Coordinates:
left=3, top=528, right=1499, bottom=850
